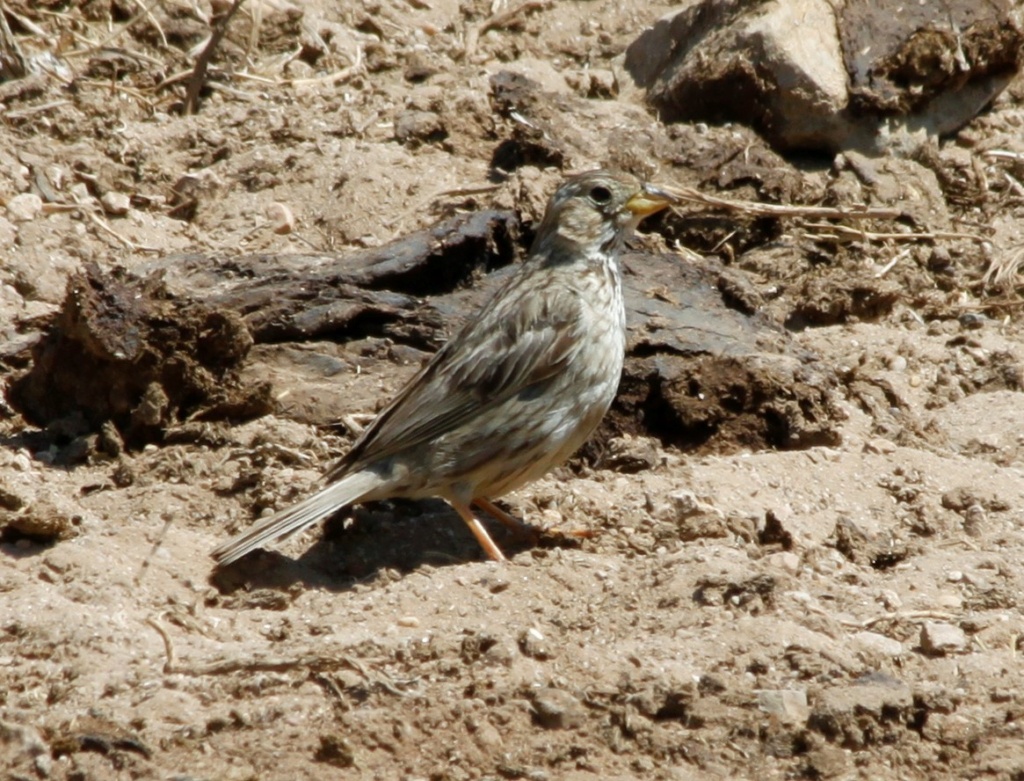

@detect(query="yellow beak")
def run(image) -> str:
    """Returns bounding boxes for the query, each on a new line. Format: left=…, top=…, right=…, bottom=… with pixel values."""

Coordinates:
left=625, top=183, right=676, bottom=217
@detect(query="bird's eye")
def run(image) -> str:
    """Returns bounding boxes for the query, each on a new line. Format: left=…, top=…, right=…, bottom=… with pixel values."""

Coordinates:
left=589, top=185, right=612, bottom=204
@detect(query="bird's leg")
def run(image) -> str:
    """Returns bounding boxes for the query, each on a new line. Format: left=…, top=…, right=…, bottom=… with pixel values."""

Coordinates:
left=449, top=499, right=507, bottom=562
left=472, top=497, right=539, bottom=540
left=476, top=496, right=595, bottom=542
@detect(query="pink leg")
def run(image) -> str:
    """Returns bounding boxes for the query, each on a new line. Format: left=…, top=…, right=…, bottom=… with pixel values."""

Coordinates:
left=449, top=499, right=507, bottom=562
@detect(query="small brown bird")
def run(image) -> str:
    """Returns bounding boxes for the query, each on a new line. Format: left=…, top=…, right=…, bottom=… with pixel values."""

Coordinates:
left=211, top=170, right=675, bottom=567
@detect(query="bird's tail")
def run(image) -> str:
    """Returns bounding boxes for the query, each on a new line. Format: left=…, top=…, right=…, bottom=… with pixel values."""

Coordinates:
left=211, top=469, right=383, bottom=567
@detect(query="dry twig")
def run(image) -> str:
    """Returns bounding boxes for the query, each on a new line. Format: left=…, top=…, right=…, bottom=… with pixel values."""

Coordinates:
left=185, top=0, right=246, bottom=115
left=799, top=221, right=986, bottom=244
left=661, top=183, right=901, bottom=221
left=0, top=0, right=27, bottom=79
left=841, top=610, right=957, bottom=630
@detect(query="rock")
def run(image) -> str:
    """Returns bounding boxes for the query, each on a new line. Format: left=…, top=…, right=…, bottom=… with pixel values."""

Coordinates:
left=0, top=215, right=16, bottom=247
left=656, top=489, right=728, bottom=541
left=0, top=498, right=79, bottom=542
left=625, top=0, right=1023, bottom=154
left=809, top=674, right=914, bottom=748
left=100, top=191, right=131, bottom=216
left=6, top=192, right=43, bottom=221
left=764, top=551, right=801, bottom=574
left=863, top=438, right=897, bottom=455
left=598, top=433, right=659, bottom=473
left=803, top=745, right=852, bottom=778
left=920, top=622, right=968, bottom=656
left=756, top=689, right=810, bottom=723
left=531, top=688, right=585, bottom=730
left=851, top=631, right=904, bottom=659
left=519, top=627, right=554, bottom=660
left=7, top=263, right=272, bottom=446
left=393, top=110, right=445, bottom=146
left=667, top=489, right=713, bottom=519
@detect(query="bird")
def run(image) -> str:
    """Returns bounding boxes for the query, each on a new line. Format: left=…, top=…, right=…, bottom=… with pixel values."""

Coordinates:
left=211, top=170, right=676, bottom=567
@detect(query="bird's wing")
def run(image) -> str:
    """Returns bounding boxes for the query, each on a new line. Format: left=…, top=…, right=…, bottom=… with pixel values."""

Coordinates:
left=324, top=276, right=583, bottom=480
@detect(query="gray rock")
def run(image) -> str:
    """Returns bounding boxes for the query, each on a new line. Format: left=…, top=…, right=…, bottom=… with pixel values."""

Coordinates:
left=393, top=110, right=445, bottom=146
left=920, top=622, right=968, bottom=656
left=851, top=631, right=904, bottom=659
left=624, top=0, right=1022, bottom=154
left=6, top=192, right=43, bottom=222
left=757, top=689, right=810, bottom=723
left=531, top=688, right=586, bottom=730
left=100, top=191, right=131, bottom=216
left=809, top=674, right=913, bottom=748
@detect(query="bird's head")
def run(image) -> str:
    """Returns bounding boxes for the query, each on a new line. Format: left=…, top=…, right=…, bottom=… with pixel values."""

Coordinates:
left=533, top=170, right=676, bottom=260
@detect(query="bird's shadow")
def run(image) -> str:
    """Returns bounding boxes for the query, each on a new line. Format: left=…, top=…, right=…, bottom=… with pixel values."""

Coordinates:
left=208, top=499, right=581, bottom=596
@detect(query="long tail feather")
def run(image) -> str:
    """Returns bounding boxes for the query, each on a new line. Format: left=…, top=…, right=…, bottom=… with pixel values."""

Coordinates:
left=211, top=469, right=383, bottom=567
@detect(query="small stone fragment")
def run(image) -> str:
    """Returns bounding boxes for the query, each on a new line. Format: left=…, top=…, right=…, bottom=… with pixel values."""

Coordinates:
left=519, top=627, right=553, bottom=660
left=600, top=434, right=658, bottom=473
left=764, top=551, right=801, bottom=574
left=393, top=110, right=445, bottom=146
left=6, top=192, right=43, bottom=222
left=531, top=688, right=585, bottom=730
left=100, top=191, right=131, bottom=216
left=809, top=675, right=913, bottom=748
left=756, top=689, right=809, bottom=723
left=1, top=499, right=78, bottom=542
left=851, top=631, right=903, bottom=658
left=863, top=438, right=897, bottom=455
left=803, top=745, right=851, bottom=778
left=920, top=622, right=968, bottom=656
left=0, top=215, right=16, bottom=247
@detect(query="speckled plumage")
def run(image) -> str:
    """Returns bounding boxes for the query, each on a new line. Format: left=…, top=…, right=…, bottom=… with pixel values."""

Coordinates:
left=211, top=170, right=674, bottom=565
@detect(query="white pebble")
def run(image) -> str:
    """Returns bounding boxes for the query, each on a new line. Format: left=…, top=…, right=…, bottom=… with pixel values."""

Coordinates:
left=101, top=191, right=131, bottom=216
left=6, top=192, right=43, bottom=221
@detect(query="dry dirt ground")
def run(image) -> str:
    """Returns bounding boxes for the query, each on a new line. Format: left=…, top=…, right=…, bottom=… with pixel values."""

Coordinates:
left=3, top=2, right=1024, bottom=780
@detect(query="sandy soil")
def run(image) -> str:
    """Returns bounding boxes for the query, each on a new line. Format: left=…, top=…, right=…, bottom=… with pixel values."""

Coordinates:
left=2, top=1, right=1024, bottom=779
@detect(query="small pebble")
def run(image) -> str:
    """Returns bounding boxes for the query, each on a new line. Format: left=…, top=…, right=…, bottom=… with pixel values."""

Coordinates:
left=852, top=630, right=904, bottom=658
left=764, top=551, right=801, bottom=574
left=878, top=589, right=902, bottom=610
left=756, top=689, right=809, bottom=722
left=531, top=688, right=585, bottom=730
left=920, top=622, right=968, bottom=656
left=519, top=627, right=553, bottom=660
left=396, top=616, right=420, bottom=628
left=6, top=192, right=43, bottom=221
left=0, top=215, right=16, bottom=247
left=863, top=438, right=897, bottom=455
left=100, top=191, right=131, bottom=215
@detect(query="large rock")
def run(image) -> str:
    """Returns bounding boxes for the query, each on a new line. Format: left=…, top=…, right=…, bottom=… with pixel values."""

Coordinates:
left=625, top=0, right=1023, bottom=154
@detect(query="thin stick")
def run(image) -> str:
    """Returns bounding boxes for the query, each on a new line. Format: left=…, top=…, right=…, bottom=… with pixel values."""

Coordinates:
left=0, top=0, right=27, bottom=80
left=146, top=615, right=177, bottom=674
left=840, top=610, right=957, bottom=630
left=874, top=248, right=912, bottom=277
left=983, top=150, right=1024, bottom=162
left=185, top=0, right=246, bottom=115
left=661, top=183, right=902, bottom=221
left=800, top=221, right=986, bottom=243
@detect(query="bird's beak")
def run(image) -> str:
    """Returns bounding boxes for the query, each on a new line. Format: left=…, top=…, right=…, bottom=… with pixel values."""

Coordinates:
left=625, top=183, right=677, bottom=217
